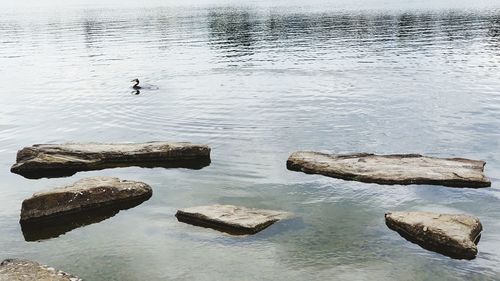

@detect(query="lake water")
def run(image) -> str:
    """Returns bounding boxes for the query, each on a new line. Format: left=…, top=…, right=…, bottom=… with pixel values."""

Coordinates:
left=1, top=0, right=500, bottom=280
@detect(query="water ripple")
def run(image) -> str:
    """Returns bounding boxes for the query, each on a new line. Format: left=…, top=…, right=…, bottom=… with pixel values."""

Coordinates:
left=0, top=4, right=500, bottom=281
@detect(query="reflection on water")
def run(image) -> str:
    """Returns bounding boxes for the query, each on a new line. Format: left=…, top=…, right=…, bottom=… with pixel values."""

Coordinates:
left=21, top=196, right=152, bottom=242
left=13, top=159, right=212, bottom=179
left=209, top=11, right=255, bottom=59
left=206, top=10, right=500, bottom=52
left=0, top=2, right=500, bottom=281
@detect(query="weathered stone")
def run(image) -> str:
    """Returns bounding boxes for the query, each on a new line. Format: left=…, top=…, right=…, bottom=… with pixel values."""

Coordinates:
left=385, top=211, right=482, bottom=259
left=176, top=205, right=292, bottom=235
left=11, top=142, right=211, bottom=179
left=0, top=259, right=81, bottom=281
left=287, top=152, right=490, bottom=188
left=20, top=177, right=152, bottom=223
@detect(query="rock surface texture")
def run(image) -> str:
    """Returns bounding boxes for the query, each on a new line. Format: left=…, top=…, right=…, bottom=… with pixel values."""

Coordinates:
left=11, top=142, right=211, bottom=178
left=20, top=177, right=152, bottom=223
left=176, top=205, right=291, bottom=235
left=385, top=211, right=482, bottom=259
left=0, top=259, right=81, bottom=281
left=287, top=152, right=490, bottom=187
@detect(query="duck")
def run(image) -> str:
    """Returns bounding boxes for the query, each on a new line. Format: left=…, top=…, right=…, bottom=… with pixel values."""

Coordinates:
left=130, top=78, right=141, bottom=89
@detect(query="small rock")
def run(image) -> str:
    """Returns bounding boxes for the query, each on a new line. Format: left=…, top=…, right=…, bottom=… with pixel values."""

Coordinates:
left=176, top=204, right=292, bottom=235
left=385, top=211, right=482, bottom=259
left=287, top=151, right=490, bottom=188
left=0, top=259, right=81, bottom=281
left=20, top=177, right=152, bottom=223
left=11, top=142, right=211, bottom=179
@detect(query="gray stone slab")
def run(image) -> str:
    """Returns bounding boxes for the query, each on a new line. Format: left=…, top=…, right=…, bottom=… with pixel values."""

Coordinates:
left=20, top=177, right=152, bottom=223
left=11, top=142, right=211, bottom=178
left=385, top=211, right=482, bottom=259
left=176, top=204, right=292, bottom=235
left=0, top=259, right=81, bottom=281
left=287, top=151, right=490, bottom=187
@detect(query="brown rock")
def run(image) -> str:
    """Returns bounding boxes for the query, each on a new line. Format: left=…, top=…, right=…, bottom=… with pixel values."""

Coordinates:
left=0, top=259, right=81, bottom=281
left=385, top=211, right=482, bottom=259
left=176, top=205, right=292, bottom=235
left=20, top=177, right=152, bottom=223
left=287, top=152, right=490, bottom=188
left=11, top=142, right=211, bottom=179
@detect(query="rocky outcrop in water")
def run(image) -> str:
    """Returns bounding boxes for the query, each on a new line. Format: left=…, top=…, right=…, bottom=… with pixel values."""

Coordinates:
left=0, top=259, right=81, bottom=281
left=287, top=151, right=490, bottom=187
left=385, top=211, right=482, bottom=259
left=20, top=177, right=152, bottom=224
left=11, top=142, right=211, bottom=179
left=176, top=204, right=292, bottom=235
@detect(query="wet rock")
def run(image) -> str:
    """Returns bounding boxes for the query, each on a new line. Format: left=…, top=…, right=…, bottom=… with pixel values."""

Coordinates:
left=176, top=204, right=292, bottom=235
left=0, top=258, right=81, bottom=281
left=20, top=177, right=152, bottom=224
left=11, top=142, right=211, bottom=179
left=385, top=211, right=482, bottom=259
left=287, top=152, right=490, bottom=188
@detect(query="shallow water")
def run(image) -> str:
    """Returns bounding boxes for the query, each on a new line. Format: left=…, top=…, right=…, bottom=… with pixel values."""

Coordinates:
left=1, top=0, right=500, bottom=280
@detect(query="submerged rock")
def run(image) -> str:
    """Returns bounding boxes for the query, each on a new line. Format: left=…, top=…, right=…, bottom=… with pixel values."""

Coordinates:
left=176, top=204, right=292, bottom=235
left=385, top=211, right=482, bottom=259
left=287, top=151, right=490, bottom=188
left=0, top=259, right=81, bottom=281
left=11, top=142, right=211, bottom=179
left=20, top=177, right=152, bottom=224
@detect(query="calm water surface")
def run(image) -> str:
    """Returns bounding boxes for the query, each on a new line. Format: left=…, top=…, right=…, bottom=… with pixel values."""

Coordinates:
left=1, top=0, right=500, bottom=280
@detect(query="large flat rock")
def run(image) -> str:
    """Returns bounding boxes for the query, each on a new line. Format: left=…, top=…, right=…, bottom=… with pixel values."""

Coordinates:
left=20, top=177, right=152, bottom=224
left=176, top=205, right=292, bottom=235
left=11, top=142, right=211, bottom=179
left=0, top=259, right=81, bottom=281
left=287, top=152, right=490, bottom=188
left=385, top=211, right=482, bottom=259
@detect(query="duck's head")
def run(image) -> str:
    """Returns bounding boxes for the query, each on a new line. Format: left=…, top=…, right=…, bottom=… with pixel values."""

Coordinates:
left=131, top=78, right=140, bottom=84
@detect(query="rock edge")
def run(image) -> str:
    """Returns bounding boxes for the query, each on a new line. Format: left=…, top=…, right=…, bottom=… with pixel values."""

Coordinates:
left=20, top=177, right=152, bottom=223
left=287, top=151, right=490, bottom=187
left=385, top=211, right=482, bottom=259
left=11, top=142, right=211, bottom=179
left=0, top=258, right=81, bottom=281
left=176, top=204, right=292, bottom=235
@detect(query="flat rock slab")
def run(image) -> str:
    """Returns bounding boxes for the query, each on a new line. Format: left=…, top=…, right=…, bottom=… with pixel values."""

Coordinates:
left=287, top=152, right=490, bottom=188
left=0, top=259, right=81, bottom=281
left=385, top=211, right=482, bottom=259
left=20, top=177, right=152, bottom=223
left=11, top=142, right=211, bottom=179
left=176, top=205, right=292, bottom=235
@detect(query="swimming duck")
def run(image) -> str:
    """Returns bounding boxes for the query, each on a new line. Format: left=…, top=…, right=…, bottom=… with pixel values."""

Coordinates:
left=131, top=78, right=141, bottom=89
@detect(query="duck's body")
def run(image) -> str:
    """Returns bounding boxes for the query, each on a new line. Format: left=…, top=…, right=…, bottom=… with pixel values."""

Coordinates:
left=131, top=78, right=142, bottom=89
